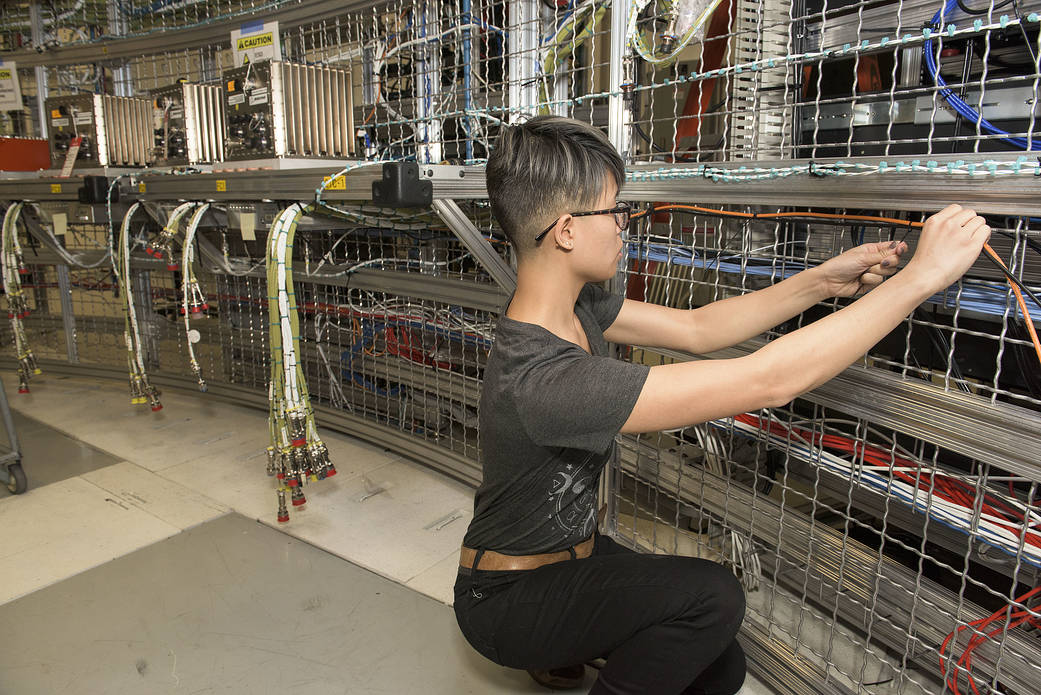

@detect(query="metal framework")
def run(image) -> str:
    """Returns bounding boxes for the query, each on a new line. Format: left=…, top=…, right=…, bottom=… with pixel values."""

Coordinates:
left=2, top=1, right=1041, bottom=693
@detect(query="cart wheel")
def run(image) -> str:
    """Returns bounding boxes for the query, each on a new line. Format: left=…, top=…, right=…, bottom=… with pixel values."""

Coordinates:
left=6, top=463, right=26, bottom=494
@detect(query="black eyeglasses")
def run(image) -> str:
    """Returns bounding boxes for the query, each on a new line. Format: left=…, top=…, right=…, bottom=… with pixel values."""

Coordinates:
left=535, top=202, right=633, bottom=244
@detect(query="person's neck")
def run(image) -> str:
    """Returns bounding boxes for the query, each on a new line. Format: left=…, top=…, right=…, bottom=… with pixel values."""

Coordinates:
left=506, top=261, right=586, bottom=339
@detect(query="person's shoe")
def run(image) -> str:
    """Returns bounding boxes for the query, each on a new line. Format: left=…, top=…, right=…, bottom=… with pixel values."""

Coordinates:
left=527, top=664, right=586, bottom=690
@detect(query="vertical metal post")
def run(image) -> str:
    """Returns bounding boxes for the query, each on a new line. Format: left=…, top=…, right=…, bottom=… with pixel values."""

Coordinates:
left=462, top=0, right=474, bottom=160
left=107, top=1, right=132, bottom=97
left=29, top=2, right=48, bottom=140
left=415, top=1, right=444, bottom=163
left=507, top=0, right=539, bottom=121
left=56, top=264, right=78, bottom=363
left=608, top=0, right=632, bottom=156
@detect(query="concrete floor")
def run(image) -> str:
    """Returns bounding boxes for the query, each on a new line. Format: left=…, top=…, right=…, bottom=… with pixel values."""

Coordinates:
left=0, top=373, right=772, bottom=694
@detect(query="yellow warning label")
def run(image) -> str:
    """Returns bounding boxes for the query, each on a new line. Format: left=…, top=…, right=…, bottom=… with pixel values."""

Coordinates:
left=50, top=184, right=61, bottom=194
left=323, top=175, right=346, bottom=191
left=51, top=109, right=61, bottom=119
left=138, top=182, right=147, bottom=193
left=236, top=32, right=273, bottom=51
left=0, top=70, right=12, bottom=81
left=216, top=179, right=227, bottom=192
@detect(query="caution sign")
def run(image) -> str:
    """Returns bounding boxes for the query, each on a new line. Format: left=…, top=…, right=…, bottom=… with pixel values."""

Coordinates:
left=236, top=33, right=273, bottom=51
left=0, top=60, right=23, bottom=112
left=231, top=20, right=281, bottom=67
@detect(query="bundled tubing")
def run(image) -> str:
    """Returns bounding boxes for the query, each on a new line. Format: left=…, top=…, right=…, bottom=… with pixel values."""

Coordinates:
left=116, top=203, right=162, bottom=411
left=2, top=203, right=40, bottom=393
left=266, top=203, right=336, bottom=523
left=180, top=204, right=210, bottom=392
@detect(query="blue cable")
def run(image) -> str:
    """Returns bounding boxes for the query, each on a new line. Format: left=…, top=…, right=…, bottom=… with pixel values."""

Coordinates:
left=627, top=242, right=1040, bottom=322
left=923, top=0, right=1041, bottom=150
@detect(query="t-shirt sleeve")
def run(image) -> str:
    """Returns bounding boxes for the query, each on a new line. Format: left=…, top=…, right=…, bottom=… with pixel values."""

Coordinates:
left=518, top=350, right=649, bottom=453
left=579, top=283, right=625, bottom=331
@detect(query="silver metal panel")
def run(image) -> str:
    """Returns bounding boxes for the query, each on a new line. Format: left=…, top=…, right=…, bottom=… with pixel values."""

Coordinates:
left=183, top=85, right=199, bottom=163
left=281, top=63, right=295, bottom=155
left=306, top=65, right=318, bottom=156
left=323, top=67, right=334, bottom=156
left=300, top=64, right=313, bottom=155
left=139, top=100, right=151, bottom=164
left=329, top=68, right=342, bottom=156
left=344, top=69, right=354, bottom=156
left=213, top=85, right=226, bottom=162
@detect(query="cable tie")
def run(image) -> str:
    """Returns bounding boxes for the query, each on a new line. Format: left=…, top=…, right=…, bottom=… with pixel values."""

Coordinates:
left=1029, top=13, right=1040, bottom=23
left=843, top=43, right=852, bottom=53
left=973, top=19, right=983, bottom=31
left=903, top=33, right=914, bottom=43
left=880, top=36, right=889, bottom=46
left=947, top=23, right=957, bottom=36
left=923, top=27, right=933, bottom=39
left=861, top=39, right=871, bottom=49
left=999, top=14, right=1009, bottom=29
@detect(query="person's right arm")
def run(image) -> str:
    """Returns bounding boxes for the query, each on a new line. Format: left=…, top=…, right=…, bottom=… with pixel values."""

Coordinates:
left=620, top=204, right=991, bottom=434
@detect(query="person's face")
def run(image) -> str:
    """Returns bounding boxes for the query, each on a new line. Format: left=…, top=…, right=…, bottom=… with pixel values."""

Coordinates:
left=570, top=180, right=625, bottom=283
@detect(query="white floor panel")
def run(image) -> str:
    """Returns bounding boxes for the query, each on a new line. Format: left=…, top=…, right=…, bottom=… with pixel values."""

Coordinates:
left=81, top=461, right=229, bottom=530
left=0, top=476, right=186, bottom=606
left=406, top=550, right=465, bottom=605
left=269, top=458, right=474, bottom=586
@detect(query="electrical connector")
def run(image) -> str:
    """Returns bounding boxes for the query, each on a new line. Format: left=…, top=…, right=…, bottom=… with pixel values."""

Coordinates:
left=276, top=489, right=290, bottom=523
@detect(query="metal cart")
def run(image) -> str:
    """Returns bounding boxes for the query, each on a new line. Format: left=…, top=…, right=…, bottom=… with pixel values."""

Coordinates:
left=0, top=380, right=26, bottom=494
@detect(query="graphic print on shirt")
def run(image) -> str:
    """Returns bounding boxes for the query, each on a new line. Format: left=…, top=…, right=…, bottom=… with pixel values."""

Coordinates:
left=548, top=456, right=597, bottom=537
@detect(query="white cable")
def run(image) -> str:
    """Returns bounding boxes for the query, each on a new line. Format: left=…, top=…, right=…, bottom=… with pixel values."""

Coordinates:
left=181, top=204, right=210, bottom=387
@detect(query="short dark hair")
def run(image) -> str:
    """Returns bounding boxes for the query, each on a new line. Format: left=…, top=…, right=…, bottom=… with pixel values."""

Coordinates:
left=486, top=116, right=625, bottom=259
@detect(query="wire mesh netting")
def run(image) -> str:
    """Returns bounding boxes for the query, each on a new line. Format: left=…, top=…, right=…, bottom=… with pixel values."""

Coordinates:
left=2, top=0, right=1041, bottom=692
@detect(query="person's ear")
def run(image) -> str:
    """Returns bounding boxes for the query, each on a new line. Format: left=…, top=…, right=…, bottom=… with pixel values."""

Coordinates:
left=553, top=215, right=574, bottom=250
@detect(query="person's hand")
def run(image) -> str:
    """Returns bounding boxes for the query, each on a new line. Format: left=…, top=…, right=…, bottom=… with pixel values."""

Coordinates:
left=816, top=240, right=909, bottom=298
left=904, top=204, right=991, bottom=292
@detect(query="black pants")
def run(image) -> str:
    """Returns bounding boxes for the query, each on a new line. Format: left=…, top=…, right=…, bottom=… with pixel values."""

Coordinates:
left=454, top=533, right=746, bottom=695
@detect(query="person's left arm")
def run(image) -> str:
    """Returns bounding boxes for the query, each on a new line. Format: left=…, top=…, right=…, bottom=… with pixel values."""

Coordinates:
left=604, top=240, right=907, bottom=354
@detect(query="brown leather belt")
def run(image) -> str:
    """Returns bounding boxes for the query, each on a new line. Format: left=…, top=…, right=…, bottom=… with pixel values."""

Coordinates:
left=460, top=535, right=595, bottom=571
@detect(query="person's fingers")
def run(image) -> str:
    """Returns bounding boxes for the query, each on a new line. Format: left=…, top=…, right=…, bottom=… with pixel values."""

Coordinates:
left=949, top=208, right=978, bottom=229
left=962, top=215, right=988, bottom=235
left=931, top=204, right=964, bottom=224
left=867, top=261, right=898, bottom=277
left=859, top=272, right=885, bottom=287
left=973, top=224, right=992, bottom=243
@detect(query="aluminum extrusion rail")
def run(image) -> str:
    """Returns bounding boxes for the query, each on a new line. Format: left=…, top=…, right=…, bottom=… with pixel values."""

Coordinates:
left=643, top=345, right=1041, bottom=480
left=5, top=0, right=390, bottom=69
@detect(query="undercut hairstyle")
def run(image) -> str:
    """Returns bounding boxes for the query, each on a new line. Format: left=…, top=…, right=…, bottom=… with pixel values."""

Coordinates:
left=486, top=116, right=625, bottom=259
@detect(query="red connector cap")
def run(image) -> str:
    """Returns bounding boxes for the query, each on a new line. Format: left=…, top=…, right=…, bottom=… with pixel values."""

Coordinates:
left=166, top=263, right=179, bottom=271
left=277, top=511, right=290, bottom=523
left=150, top=403, right=163, bottom=412
left=19, top=311, right=30, bottom=319
left=287, top=477, right=299, bottom=488
left=326, top=465, right=337, bottom=477
left=291, top=437, right=306, bottom=448
left=292, top=495, right=306, bottom=507
left=18, top=268, right=29, bottom=275
left=17, top=387, right=29, bottom=394
left=145, top=247, right=156, bottom=257
left=276, top=472, right=285, bottom=480
left=190, top=305, right=202, bottom=315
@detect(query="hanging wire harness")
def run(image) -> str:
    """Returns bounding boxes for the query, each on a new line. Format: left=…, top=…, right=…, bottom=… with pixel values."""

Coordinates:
left=1, top=203, right=41, bottom=393
left=266, top=203, right=336, bottom=523
left=115, top=203, right=162, bottom=411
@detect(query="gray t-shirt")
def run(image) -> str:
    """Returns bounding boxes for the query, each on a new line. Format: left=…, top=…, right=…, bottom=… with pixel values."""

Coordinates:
left=463, top=284, right=650, bottom=555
